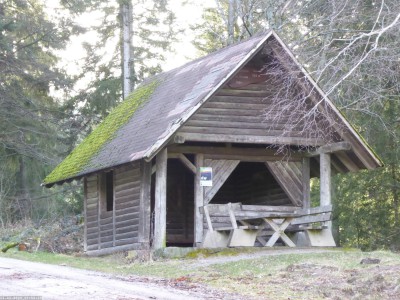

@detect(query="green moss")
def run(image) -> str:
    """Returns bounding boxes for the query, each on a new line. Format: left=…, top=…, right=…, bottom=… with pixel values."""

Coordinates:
left=44, top=80, right=159, bottom=185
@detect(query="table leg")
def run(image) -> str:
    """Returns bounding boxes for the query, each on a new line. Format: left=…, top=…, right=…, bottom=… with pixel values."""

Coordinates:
left=264, top=218, right=295, bottom=247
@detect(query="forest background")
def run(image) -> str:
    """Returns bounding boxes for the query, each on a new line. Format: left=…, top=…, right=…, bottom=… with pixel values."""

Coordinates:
left=1, top=0, right=400, bottom=251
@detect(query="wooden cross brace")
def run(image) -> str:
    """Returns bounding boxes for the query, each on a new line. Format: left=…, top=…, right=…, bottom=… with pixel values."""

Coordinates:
left=263, top=217, right=296, bottom=247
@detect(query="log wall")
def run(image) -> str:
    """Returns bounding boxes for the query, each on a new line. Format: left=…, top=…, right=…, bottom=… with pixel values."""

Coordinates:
left=178, top=81, right=322, bottom=145
left=84, top=162, right=142, bottom=252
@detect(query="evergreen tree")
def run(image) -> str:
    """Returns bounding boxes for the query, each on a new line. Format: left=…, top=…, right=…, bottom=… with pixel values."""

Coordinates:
left=0, top=0, right=80, bottom=223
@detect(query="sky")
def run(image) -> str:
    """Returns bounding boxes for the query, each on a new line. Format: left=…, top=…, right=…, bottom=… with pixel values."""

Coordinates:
left=43, top=0, right=216, bottom=98
left=46, top=0, right=215, bottom=78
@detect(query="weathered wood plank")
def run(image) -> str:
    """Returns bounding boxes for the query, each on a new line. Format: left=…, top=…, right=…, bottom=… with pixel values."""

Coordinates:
left=154, top=148, right=167, bottom=249
left=84, top=177, right=88, bottom=252
left=138, top=160, right=151, bottom=247
left=241, top=205, right=298, bottom=212
left=115, top=238, right=139, bottom=247
left=194, top=154, right=204, bottom=246
left=291, top=213, right=332, bottom=225
left=302, top=157, right=311, bottom=209
left=178, top=133, right=324, bottom=146
left=307, top=142, right=352, bottom=156
left=334, top=151, right=360, bottom=172
left=177, top=153, right=196, bottom=174
left=116, top=224, right=139, bottom=235
left=115, top=218, right=140, bottom=229
left=114, top=181, right=136, bottom=193
left=320, top=153, right=331, bottom=207
left=168, top=145, right=303, bottom=159
left=266, top=162, right=303, bottom=206
left=116, top=231, right=137, bottom=241
left=115, top=211, right=140, bottom=223
left=180, top=126, right=315, bottom=138
left=203, top=101, right=270, bottom=110
left=115, top=186, right=141, bottom=199
left=115, top=200, right=140, bottom=212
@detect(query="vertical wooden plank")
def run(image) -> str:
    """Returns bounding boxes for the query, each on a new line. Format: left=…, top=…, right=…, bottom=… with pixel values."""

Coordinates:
left=194, top=153, right=204, bottom=247
left=154, top=148, right=168, bottom=249
left=320, top=153, right=331, bottom=206
left=320, top=153, right=332, bottom=230
left=302, top=157, right=311, bottom=209
left=83, top=177, right=88, bottom=252
left=112, top=171, right=116, bottom=247
left=139, top=160, right=152, bottom=248
left=97, top=174, right=102, bottom=250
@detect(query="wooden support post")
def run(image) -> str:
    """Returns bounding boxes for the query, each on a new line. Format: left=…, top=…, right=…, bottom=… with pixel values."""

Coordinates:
left=139, top=160, right=152, bottom=248
left=194, top=154, right=204, bottom=247
left=154, top=148, right=167, bottom=249
left=83, top=177, right=87, bottom=252
left=320, top=153, right=332, bottom=229
left=97, top=174, right=102, bottom=250
left=302, top=157, right=311, bottom=209
left=112, top=171, right=116, bottom=247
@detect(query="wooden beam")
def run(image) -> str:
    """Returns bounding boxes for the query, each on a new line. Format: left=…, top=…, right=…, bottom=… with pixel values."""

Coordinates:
left=83, top=177, right=88, bottom=252
left=204, top=154, right=301, bottom=162
left=138, top=160, right=152, bottom=248
left=302, top=157, right=310, bottom=209
left=173, top=135, right=185, bottom=144
left=241, top=205, right=298, bottom=212
left=112, top=170, right=116, bottom=247
left=177, top=153, right=196, bottom=174
left=204, top=160, right=240, bottom=204
left=177, top=133, right=324, bottom=146
left=169, top=145, right=303, bottom=160
left=97, top=174, right=102, bottom=250
left=307, top=142, right=352, bottom=157
left=194, top=154, right=204, bottom=247
left=334, top=151, right=360, bottom=172
left=154, top=148, right=167, bottom=249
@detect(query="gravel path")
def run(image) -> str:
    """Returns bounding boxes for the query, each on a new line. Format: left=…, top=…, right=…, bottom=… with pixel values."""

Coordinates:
left=0, top=257, right=233, bottom=300
left=0, top=248, right=336, bottom=299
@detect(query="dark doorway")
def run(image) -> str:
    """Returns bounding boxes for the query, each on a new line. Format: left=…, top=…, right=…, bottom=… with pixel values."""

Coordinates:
left=165, top=158, right=195, bottom=246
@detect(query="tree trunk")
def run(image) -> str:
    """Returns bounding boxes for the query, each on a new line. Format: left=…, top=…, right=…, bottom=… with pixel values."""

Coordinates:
left=228, top=0, right=236, bottom=45
left=121, top=1, right=134, bottom=98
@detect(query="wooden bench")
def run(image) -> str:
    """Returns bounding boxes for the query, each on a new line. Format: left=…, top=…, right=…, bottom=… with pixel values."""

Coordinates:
left=200, top=203, right=261, bottom=248
left=200, top=203, right=333, bottom=248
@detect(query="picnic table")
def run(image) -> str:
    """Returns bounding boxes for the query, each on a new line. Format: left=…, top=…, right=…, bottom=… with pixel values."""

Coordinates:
left=200, top=202, right=333, bottom=248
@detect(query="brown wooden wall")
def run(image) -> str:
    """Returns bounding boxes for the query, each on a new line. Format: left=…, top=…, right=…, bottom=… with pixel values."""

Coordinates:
left=84, top=162, right=141, bottom=252
left=178, top=80, right=320, bottom=144
left=85, top=175, right=99, bottom=251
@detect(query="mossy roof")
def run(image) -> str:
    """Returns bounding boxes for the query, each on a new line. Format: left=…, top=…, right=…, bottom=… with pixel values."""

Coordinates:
left=44, top=32, right=269, bottom=186
left=44, top=30, right=382, bottom=186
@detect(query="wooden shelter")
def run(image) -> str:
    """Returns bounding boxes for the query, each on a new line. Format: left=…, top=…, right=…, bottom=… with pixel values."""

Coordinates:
left=44, top=31, right=382, bottom=256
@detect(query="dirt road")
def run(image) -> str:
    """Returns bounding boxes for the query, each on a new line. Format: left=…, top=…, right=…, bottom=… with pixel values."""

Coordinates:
left=0, top=257, right=237, bottom=300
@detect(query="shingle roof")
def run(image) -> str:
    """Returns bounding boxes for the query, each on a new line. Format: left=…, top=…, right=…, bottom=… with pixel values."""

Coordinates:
left=44, top=31, right=271, bottom=186
left=44, top=30, right=382, bottom=187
